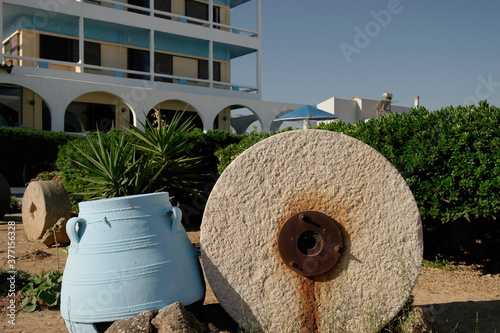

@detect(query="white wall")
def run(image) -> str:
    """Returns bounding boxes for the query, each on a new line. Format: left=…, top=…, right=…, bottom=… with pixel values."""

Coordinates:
left=317, top=97, right=357, bottom=123
left=318, top=97, right=412, bottom=124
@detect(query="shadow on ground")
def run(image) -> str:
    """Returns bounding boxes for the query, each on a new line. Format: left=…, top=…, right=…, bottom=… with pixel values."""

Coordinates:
left=424, top=221, right=500, bottom=274
left=421, top=300, right=500, bottom=333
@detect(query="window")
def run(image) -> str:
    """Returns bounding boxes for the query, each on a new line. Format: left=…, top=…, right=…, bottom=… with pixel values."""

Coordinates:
left=186, top=0, right=221, bottom=23
left=65, top=102, right=115, bottom=132
left=155, top=0, right=171, bottom=12
left=84, top=41, right=101, bottom=66
left=154, top=53, right=173, bottom=82
left=40, top=35, right=100, bottom=66
left=128, top=0, right=149, bottom=14
left=127, top=48, right=150, bottom=79
left=198, top=60, right=221, bottom=81
left=186, top=0, right=208, bottom=21
left=213, top=6, right=221, bottom=24
left=0, top=86, right=21, bottom=127
left=40, top=35, right=78, bottom=62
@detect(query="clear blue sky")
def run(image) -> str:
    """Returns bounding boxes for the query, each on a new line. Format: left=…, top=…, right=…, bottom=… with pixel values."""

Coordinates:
left=249, top=0, right=500, bottom=111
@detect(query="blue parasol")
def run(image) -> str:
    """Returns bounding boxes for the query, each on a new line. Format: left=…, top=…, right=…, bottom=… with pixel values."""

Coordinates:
left=274, top=105, right=339, bottom=128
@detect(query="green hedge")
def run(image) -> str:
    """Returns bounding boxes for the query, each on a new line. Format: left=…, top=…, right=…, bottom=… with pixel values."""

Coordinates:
left=184, top=128, right=244, bottom=178
left=215, top=127, right=295, bottom=173
left=216, top=103, right=500, bottom=230
left=215, top=131, right=273, bottom=173
left=0, top=128, right=76, bottom=186
left=317, top=103, right=500, bottom=228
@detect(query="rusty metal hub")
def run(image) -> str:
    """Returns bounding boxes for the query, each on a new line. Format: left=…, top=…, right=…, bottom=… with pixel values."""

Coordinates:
left=278, top=210, right=343, bottom=277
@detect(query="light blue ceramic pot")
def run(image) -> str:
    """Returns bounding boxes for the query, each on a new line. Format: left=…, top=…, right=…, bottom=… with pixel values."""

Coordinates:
left=60, top=192, right=204, bottom=332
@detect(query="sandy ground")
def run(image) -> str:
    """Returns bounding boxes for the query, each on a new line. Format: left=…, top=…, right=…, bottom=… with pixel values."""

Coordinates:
left=1, top=214, right=499, bottom=333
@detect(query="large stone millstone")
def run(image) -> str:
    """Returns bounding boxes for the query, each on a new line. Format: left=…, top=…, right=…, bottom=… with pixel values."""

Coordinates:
left=201, top=130, right=423, bottom=333
left=22, top=181, right=72, bottom=243
left=0, top=173, right=11, bottom=218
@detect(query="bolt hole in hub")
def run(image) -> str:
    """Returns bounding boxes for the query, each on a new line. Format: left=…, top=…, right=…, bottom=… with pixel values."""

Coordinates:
left=278, top=211, right=343, bottom=277
left=298, top=231, right=322, bottom=256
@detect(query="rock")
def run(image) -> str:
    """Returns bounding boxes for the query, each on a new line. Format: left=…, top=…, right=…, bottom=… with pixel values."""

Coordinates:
left=105, top=302, right=203, bottom=333
left=152, top=302, right=203, bottom=333
left=207, top=322, right=231, bottom=333
left=41, top=217, right=69, bottom=247
left=105, top=310, right=157, bottom=333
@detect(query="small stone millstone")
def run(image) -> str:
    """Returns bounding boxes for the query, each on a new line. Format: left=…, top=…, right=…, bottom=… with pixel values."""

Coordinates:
left=22, top=181, right=72, bottom=243
left=105, top=302, right=203, bottom=333
left=201, top=130, right=423, bottom=333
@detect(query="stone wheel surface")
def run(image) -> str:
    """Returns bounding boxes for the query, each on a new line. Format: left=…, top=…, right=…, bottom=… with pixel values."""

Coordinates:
left=201, top=130, right=423, bottom=333
left=22, top=181, right=72, bottom=242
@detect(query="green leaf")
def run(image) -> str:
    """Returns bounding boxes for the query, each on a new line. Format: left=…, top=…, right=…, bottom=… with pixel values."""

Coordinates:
left=21, top=282, right=34, bottom=294
left=21, top=296, right=38, bottom=312
left=39, top=290, right=58, bottom=306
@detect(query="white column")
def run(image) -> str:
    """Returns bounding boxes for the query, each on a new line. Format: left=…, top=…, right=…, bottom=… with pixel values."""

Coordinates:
left=209, top=40, right=213, bottom=88
left=256, top=0, right=262, bottom=96
left=150, top=28, right=154, bottom=81
left=78, top=14, right=84, bottom=72
left=208, top=0, right=213, bottom=28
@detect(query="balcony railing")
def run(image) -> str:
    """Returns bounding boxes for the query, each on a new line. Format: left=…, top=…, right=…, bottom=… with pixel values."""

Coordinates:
left=1, top=54, right=258, bottom=94
left=80, top=0, right=259, bottom=38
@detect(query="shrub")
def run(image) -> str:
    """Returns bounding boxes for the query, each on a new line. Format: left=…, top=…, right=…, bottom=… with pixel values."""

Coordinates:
left=0, top=127, right=75, bottom=186
left=59, top=120, right=204, bottom=204
left=215, top=104, right=500, bottom=232
left=318, top=102, right=500, bottom=228
left=185, top=129, right=243, bottom=176
left=56, top=114, right=241, bottom=211
left=215, top=128, right=293, bottom=173
left=175, top=129, right=244, bottom=228
left=9, top=196, right=20, bottom=213
left=56, top=130, right=129, bottom=209
left=30, top=171, right=62, bottom=182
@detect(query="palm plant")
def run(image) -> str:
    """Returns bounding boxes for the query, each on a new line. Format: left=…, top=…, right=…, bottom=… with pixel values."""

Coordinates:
left=72, top=111, right=204, bottom=199
left=128, top=110, right=204, bottom=195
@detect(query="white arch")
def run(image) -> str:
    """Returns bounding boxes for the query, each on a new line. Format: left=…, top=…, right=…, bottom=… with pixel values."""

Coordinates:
left=1, top=71, right=304, bottom=133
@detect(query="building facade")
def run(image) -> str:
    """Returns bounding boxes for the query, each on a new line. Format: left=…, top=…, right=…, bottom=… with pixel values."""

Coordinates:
left=1, top=0, right=301, bottom=133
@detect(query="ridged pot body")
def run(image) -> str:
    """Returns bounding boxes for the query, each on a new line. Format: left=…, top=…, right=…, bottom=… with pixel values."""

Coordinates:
left=60, top=192, right=204, bottom=328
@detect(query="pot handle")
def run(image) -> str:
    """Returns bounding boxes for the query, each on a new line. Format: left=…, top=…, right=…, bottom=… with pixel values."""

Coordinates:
left=66, top=217, right=85, bottom=244
left=166, top=206, right=183, bottom=234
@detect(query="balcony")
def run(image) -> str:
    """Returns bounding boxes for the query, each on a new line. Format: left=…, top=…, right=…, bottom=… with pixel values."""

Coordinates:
left=2, top=52, right=258, bottom=94
left=1, top=0, right=260, bottom=95
left=78, top=0, right=259, bottom=38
